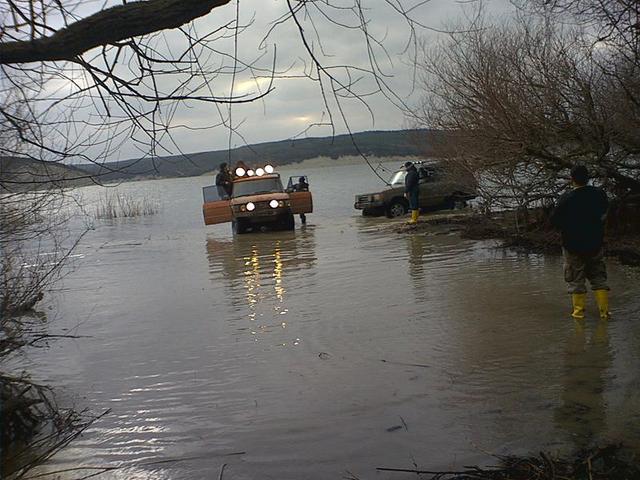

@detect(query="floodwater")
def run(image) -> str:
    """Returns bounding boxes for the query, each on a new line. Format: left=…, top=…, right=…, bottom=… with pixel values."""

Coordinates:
left=23, top=164, right=640, bottom=479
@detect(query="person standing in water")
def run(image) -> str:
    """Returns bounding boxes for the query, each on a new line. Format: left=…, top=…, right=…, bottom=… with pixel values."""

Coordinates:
left=295, top=176, right=309, bottom=224
left=551, top=165, right=610, bottom=320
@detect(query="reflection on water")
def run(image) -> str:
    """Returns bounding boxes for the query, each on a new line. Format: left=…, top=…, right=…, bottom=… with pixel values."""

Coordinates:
left=555, top=321, right=612, bottom=448
left=206, top=228, right=316, bottom=343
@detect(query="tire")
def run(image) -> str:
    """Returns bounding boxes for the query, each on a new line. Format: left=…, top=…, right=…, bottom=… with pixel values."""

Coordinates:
left=282, top=214, right=295, bottom=231
left=445, top=192, right=467, bottom=210
left=385, top=198, right=408, bottom=218
left=232, top=218, right=248, bottom=234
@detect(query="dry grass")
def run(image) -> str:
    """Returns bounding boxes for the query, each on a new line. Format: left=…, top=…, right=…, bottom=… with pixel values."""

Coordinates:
left=376, top=445, right=640, bottom=479
left=95, top=190, right=160, bottom=219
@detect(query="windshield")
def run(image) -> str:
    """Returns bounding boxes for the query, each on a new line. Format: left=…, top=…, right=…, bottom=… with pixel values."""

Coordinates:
left=389, top=170, right=406, bottom=186
left=232, top=177, right=284, bottom=197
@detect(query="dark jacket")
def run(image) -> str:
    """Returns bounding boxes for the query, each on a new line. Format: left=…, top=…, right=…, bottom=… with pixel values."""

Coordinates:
left=404, top=166, right=419, bottom=194
left=215, top=170, right=232, bottom=196
left=550, top=185, right=609, bottom=254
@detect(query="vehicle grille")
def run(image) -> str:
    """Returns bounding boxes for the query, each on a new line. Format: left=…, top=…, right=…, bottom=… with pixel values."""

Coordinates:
left=355, top=194, right=373, bottom=208
left=253, top=201, right=272, bottom=211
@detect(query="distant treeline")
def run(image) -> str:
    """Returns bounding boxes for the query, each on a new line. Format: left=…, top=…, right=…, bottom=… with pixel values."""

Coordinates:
left=0, top=155, right=93, bottom=192
left=0, top=129, right=439, bottom=188
left=76, top=129, right=437, bottom=181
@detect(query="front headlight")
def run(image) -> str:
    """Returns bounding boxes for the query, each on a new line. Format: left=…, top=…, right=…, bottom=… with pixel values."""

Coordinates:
left=269, top=199, right=279, bottom=209
left=240, top=205, right=246, bottom=212
left=246, top=202, right=256, bottom=211
left=372, top=194, right=382, bottom=201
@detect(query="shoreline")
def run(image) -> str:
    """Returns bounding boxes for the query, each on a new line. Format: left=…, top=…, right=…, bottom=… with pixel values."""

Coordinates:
left=386, top=209, right=640, bottom=268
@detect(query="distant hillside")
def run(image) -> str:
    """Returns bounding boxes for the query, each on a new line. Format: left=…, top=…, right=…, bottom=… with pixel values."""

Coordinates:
left=77, top=129, right=437, bottom=182
left=0, top=156, right=93, bottom=192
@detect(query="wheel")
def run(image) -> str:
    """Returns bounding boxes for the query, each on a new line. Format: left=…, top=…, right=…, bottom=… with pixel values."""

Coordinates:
left=385, top=199, right=408, bottom=218
left=445, top=192, right=467, bottom=210
left=232, top=218, right=248, bottom=234
left=281, top=214, right=295, bottom=231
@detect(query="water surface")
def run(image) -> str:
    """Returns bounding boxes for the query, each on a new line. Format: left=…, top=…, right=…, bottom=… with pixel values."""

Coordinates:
left=24, top=164, right=640, bottom=479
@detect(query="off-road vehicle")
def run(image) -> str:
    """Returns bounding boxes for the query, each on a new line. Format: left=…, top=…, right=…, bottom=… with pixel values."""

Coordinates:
left=203, top=166, right=312, bottom=234
left=354, top=162, right=476, bottom=218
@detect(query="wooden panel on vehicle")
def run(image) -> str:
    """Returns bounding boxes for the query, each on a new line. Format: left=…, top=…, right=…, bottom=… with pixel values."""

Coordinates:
left=289, top=191, right=313, bottom=214
left=203, top=200, right=232, bottom=225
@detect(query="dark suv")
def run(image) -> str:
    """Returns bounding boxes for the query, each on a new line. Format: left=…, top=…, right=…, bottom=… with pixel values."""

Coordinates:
left=354, top=162, right=477, bottom=217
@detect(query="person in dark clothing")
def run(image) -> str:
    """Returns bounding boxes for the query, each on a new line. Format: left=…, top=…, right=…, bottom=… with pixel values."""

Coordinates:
left=215, top=162, right=233, bottom=198
left=404, top=162, right=420, bottom=224
left=551, top=165, right=610, bottom=319
left=295, top=176, right=309, bottom=224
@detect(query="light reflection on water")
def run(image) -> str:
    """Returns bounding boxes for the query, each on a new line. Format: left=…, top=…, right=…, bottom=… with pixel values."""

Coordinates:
left=19, top=165, right=640, bottom=479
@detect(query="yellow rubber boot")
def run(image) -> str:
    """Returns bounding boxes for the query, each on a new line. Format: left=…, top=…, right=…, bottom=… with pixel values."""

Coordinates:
left=408, top=210, right=419, bottom=224
left=594, top=289, right=610, bottom=320
left=571, top=293, right=586, bottom=319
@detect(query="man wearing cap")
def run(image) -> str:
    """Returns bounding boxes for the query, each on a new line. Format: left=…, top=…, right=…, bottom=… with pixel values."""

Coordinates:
left=404, top=161, right=420, bottom=224
left=551, top=165, right=610, bottom=320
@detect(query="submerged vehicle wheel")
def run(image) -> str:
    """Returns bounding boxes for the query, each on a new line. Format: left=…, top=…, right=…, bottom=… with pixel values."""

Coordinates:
left=282, top=214, right=295, bottom=231
left=385, top=199, right=408, bottom=218
left=232, top=218, right=248, bottom=234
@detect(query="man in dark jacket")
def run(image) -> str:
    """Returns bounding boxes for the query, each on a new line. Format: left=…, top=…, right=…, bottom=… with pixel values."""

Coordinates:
left=551, top=165, right=610, bottom=319
left=215, top=162, right=233, bottom=198
left=404, top=162, right=420, bottom=224
left=295, top=176, right=309, bottom=224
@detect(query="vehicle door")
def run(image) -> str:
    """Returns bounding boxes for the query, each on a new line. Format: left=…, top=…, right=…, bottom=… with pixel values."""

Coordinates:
left=286, top=176, right=313, bottom=214
left=418, top=166, right=444, bottom=207
left=202, top=185, right=232, bottom=225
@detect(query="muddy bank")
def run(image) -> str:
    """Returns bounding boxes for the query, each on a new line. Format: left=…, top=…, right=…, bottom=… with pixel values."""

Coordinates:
left=378, top=444, right=640, bottom=479
left=388, top=209, right=640, bottom=267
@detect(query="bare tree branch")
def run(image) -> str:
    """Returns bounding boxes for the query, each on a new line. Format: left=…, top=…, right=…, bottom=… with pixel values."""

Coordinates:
left=0, top=0, right=232, bottom=64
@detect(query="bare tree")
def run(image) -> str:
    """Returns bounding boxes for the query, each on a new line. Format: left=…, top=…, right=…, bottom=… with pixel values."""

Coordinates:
left=413, top=10, right=640, bottom=219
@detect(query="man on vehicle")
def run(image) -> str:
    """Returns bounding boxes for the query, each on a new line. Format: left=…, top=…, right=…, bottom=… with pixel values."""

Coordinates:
left=551, top=165, right=610, bottom=320
left=215, top=162, right=233, bottom=198
left=404, top=161, right=419, bottom=224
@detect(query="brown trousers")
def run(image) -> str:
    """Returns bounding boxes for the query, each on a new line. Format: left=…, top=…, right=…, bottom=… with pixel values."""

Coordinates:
left=563, top=248, right=609, bottom=294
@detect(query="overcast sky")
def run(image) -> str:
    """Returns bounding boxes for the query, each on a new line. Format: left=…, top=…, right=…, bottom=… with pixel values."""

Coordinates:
left=33, top=0, right=515, bottom=162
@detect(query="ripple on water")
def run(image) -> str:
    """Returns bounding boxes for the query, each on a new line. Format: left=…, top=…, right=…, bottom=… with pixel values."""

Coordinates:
left=23, top=171, right=640, bottom=479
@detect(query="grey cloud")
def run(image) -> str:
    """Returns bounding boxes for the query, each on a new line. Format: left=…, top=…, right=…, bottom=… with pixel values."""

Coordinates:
left=31, top=0, right=516, bottom=161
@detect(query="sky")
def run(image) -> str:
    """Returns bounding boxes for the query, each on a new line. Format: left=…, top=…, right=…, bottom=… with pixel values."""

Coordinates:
left=8, top=0, right=515, bottom=162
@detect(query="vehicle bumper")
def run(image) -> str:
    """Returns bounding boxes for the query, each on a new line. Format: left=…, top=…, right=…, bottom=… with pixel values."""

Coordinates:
left=234, top=208, right=292, bottom=223
left=354, top=198, right=384, bottom=210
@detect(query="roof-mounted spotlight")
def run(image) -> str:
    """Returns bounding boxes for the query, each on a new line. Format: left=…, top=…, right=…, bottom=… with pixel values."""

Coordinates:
left=235, top=167, right=246, bottom=177
left=264, top=164, right=274, bottom=174
left=247, top=169, right=255, bottom=177
left=256, top=168, right=265, bottom=176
